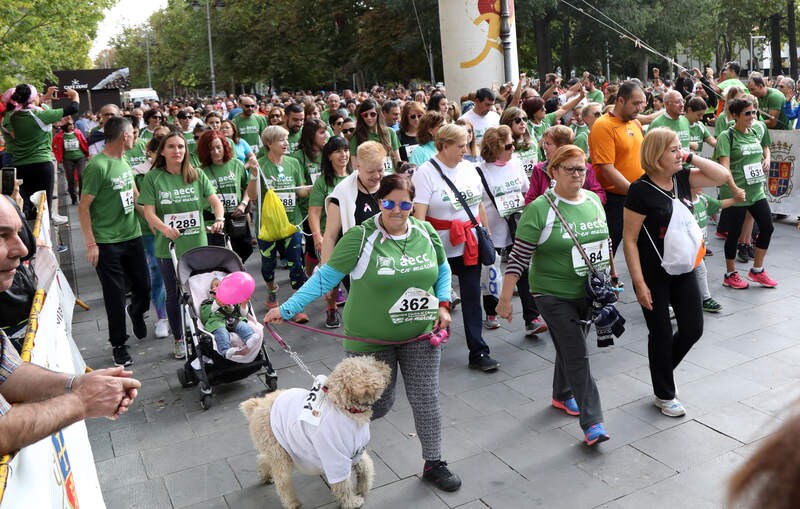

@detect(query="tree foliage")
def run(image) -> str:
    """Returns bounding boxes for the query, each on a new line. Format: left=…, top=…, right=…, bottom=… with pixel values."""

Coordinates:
left=0, top=0, right=116, bottom=90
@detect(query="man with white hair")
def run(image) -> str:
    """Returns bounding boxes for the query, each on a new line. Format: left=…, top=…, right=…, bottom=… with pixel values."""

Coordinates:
left=779, top=77, right=798, bottom=129
left=321, top=94, right=341, bottom=125
left=648, top=90, right=691, bottom=148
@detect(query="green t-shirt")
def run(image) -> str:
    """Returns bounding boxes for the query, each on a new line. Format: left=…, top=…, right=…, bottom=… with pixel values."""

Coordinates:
left=574, top=131, right=590, bottom=161
left=759, top=87, right=790, bottom=130
left=82, top=153, right=142, bottom=244
left=289, top=149, right=322, bottom=186
left=201, top=158, right=249, bottom=214
left=287, top=130, right=301, bottom=153
left=232, top=114, right=267, bottom=155
left=648, top=113, right=691, bottom=149
left=1, top=108, right=63, bottom=165
left=714, top=113, right=734, bottom=138
left=124, top=138, right=148, bottom=168
left=139, top=129, right=154, bottom=141
left=308, top=173, right=347, bottom=233
left=515, top=189, right=610, bottom=300
left=256, top=155, right=306, bottom=224
left=349, top=128, right=400, bottom=174
left=327, top=215, right=447, bottom=352
left=688, top=121, right=711, bottom=153
left=137, top=168, right=216, bottom=258
left=133, top=168, right=153, bottom=234
left=714, top=122, right=771, bottom=206
left=692, top=193, right=722, bottom=238
left=586, top=88, right=604, bottom=103
left=62, top=132, right=85, bottom=161
left=572, top=123, right=589, bottom=139
left=181, top=130, right=201, bottom=168
left=528, top=112, right=557, bottom=160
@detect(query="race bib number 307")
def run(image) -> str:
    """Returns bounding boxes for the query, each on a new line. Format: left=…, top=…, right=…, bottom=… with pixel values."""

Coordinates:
left=388, top=287, right=438, bottom=324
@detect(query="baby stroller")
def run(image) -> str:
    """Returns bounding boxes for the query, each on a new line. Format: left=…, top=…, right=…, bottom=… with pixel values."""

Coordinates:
left=171, top=242, right=278, bottom=409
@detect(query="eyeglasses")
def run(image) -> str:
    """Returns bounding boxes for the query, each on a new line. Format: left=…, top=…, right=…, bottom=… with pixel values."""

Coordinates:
left=742, top=110, right=757, bottom=117
left=361, top=111, right=378, bottom=118
left=410, top=114, right=423, bottom=120
left=557, top=166, right=588, bottom=175
left=512, top=117, right=527, bottom=124
left=503, top=143, right=514, bottom=150
left=381, top=199, right=413, bottom=211
left=342, top=128, right=355, bottom=134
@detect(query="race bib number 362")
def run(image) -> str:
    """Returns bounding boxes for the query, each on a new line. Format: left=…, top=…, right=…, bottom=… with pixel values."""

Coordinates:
left=388, top=287, right=438, bottom=325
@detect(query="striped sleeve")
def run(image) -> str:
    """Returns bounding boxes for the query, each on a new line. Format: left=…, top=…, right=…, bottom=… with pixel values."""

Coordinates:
left=505, top=238, right=536, bottom=278
left=0, top=331, right=22, bottom=415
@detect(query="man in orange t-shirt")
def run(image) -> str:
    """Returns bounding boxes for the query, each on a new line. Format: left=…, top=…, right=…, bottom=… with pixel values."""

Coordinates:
left=588, top=81, right=647, bottom=253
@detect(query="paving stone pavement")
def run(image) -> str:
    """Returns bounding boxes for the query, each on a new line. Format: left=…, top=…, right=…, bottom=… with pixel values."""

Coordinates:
left=57, top=201, right=800, bottom=509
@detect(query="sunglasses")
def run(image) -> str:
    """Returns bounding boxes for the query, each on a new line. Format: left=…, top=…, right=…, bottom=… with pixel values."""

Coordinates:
left=342, top=128, right=355, bottom=134
left=410, top=114, right=423, bottom=120
left=558, top=166, right=587, bottom=175
left=243, top=104, right=256, bottom=109
left=270, top=114, right=282, bottom=118
left=512, top=117, right=527, bottom=124
left=742, top=110, right=757, bottom=117
left=504, top=143, right=514, bottom=150
left=381, top=199, right=413, bottom=211
left=361, top=111, right=378, bottom=118
left=334, top=120, right=344, bottom=126
left=152, top=115, right=163, bottom=119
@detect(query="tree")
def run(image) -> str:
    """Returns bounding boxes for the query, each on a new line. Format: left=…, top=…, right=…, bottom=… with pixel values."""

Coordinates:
left=0, top=0, right=116, bottom=90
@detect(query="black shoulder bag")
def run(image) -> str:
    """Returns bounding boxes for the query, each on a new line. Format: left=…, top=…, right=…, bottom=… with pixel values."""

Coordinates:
left=429, top=159, right=496, bottom=266
left=541, top=192, right=625, bottom=347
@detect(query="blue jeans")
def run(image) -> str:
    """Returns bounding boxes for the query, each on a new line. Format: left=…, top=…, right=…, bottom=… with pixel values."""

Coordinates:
left=142, top=234, right=166, bottom=319
left=257, top=231, right=306, bottom=287
left=213, top=321, right=255, bottom=351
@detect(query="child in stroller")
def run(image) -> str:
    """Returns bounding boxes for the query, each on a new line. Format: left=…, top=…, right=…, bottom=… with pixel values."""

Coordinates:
left=201, top=278, right=256, bottom=359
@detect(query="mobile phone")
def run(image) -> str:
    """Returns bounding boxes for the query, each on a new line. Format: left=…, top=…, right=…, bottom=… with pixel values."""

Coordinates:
left=1, top=167, right=16, bottom=195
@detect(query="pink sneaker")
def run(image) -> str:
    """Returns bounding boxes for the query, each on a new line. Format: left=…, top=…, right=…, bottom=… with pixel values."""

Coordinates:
left=748, top=269, right=777, bottom=288
left=723, top=271, right=749, bottom=289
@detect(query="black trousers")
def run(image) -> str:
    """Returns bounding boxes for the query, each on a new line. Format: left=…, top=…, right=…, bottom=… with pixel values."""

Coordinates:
left=639, top=264, right=703, bottom=400
left=96, top=238, right=151, bottom=347
left=17, top=161, right=54, bottom=219
left=722, top=199, right=774, bottom=260
left=449, top=256, right=490, bottom=361
left=604, top=192, right=626, bottom=254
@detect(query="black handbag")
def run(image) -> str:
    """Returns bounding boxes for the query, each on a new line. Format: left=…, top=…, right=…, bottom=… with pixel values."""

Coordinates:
left=429, top=159, right=496, bottom=266
left=224, top=211, right=250, bottom=240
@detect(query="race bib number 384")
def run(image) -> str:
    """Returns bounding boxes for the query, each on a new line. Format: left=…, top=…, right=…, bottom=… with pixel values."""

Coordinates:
left=571, top=239, right=609, bottom=275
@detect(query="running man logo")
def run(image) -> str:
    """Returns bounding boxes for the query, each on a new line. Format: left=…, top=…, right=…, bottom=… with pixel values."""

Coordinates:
left=51, top=431, right=80, bottom=509
left=460, top=0, right=515, bottom=69
left=768, top=141, right=794, bottom=201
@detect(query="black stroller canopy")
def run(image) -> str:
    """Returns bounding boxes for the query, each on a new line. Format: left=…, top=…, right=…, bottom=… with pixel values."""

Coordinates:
left=177, top=245, right=246, bottom=284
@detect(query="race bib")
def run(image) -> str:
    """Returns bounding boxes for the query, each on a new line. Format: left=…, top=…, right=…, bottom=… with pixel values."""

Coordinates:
left=388, top=287, right=438, bottom=325
left=571, top=239, right=608, bottom=275
left=743, top=162, right=765, bottom=185
left=218, top=193, right=238, bottom=211
left=495, top=192, right=524, bottom=217
left=276, top=191, right=296, bottom=211
left=298, top=374, right=329, bottom=427
left=443, top=187, right=480, bottom=211
left=119, top=189, right=134, bottom=214
left=516, top=149, right=537, bottom=177
left=165, top=210, right=200, bottom=234
left=383, top=156, right=395, bottom=175
left=63, top=137, right=80, bottom=151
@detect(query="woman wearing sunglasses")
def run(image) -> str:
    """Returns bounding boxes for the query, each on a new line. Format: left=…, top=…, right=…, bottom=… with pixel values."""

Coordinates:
left=139, top=109, right=164, bottom=141
left=496, top=145, right=611, bottom=446
left=350, top=99, right=401, bottom=173
left=399, top=101, right=425, bottom=147
left=500, top=106, right=537, bottom=177
left=328, top=111, right=347, bottom=137
left=267, top=106, right=284, bottom=126
left=265, top=173, right=462, bottom=493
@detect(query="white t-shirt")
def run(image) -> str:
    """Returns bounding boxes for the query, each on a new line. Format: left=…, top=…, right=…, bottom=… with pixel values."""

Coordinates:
left=459, top=109, right=500, bottom=148
left=479, top=159, right=529, bottom=248
left=270, top=388, right=370, bottom=484
left=413, top=156, right=485, bottom=258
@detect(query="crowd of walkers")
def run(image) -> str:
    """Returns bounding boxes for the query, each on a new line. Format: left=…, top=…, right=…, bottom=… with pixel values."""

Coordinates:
left=0, top=61, right=792, bottom=492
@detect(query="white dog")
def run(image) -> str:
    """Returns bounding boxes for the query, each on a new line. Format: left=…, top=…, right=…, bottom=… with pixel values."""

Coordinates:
left=240, top=356, right=391, bottom=509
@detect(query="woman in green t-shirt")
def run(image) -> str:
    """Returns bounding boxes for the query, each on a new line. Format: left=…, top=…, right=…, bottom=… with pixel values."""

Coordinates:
left=308, top=136, right=352, bottom=327
left=497, top=145, right=611, bottom=447
left=265, top=174, right=462, bottom=494
left=138, top=131, right=225, bottom=359
left=197, top=129, right=255, bottom=262
left=350, top=99, right=400, bottom=172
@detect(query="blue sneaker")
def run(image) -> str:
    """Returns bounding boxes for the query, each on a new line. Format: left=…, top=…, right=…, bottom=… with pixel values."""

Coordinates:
left=552, top=397, right=580, bottom=416
left=584, top=423, right=610, bottom=446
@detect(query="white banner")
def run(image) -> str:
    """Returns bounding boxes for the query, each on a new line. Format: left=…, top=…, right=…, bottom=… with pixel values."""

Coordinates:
left=0, top=198, right=104, bottom=509
left=439, top=0, right=519, bottom=106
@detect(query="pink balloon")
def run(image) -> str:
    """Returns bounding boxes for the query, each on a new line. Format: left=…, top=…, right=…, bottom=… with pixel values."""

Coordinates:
left=216, top=271, right=255, bottom=305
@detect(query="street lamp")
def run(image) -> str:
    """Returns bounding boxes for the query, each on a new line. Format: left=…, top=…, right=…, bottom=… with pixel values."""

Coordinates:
left=192, top=0, right=223, bottom=97
left=144, top=31, right=152, bottom=89
left=750, top=35, right=766, bottom=73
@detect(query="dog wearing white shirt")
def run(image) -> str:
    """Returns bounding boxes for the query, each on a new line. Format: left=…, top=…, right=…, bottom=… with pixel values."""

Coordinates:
left=240, top=356, right=391, bottom=509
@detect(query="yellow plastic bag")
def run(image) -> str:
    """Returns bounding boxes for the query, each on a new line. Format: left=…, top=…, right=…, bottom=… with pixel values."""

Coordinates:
left=258, top=188, right=299, bottom=241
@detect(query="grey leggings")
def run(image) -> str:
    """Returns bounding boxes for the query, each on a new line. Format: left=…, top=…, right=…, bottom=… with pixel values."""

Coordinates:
left=347, top=339, right=442, bottom=461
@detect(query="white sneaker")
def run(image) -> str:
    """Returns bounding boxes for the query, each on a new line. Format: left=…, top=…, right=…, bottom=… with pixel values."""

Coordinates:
left=654, top=397, right=686, bottom=417
left=173, top=338, right=186, bottom=359
left=154, top=318, right=169, bottom=338
left=51, top=213, right=68, bottom=226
